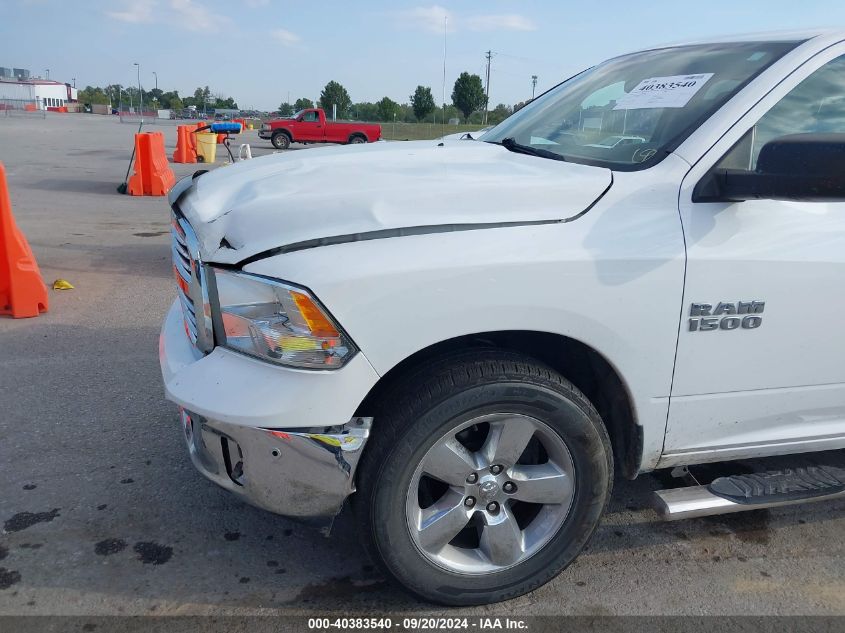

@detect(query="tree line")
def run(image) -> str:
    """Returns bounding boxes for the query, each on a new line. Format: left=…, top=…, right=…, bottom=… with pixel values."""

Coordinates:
left=76, top=84, right=237, bottom=112
left=278, top=73, right=518, bottom=125
left=77, top=71, right=527, bottom=122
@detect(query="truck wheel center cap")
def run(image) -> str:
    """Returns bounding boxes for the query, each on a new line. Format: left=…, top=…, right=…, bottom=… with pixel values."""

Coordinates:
left=479, top=480, right=500, bottom=500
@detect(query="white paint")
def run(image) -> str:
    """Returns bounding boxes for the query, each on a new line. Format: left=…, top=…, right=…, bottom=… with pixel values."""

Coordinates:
left=162, top=31, right=845, bottom=474
left=160, top=300, right=380, bottom=428
left=665, top=38, right=845, bottom=456
left=177, top=140, right=612, bottom=264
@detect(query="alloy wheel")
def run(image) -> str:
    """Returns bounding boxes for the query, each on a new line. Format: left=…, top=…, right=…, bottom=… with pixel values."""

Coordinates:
left=405, top=413, right=576, bottom=575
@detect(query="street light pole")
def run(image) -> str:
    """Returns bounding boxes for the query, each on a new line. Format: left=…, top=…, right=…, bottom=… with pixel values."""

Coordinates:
left=133, top=62, right=143, bottom=121
left=72, top=77, right=76, bottom=88
left=531, top=75, right=538, bottom=100
left=152, top=71, right=158, bottom=92
left=45, top=68, right=50, bottom=80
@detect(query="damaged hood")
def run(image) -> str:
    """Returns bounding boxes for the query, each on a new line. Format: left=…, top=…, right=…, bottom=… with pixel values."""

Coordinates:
left=174, top=140, right=612, bottom=264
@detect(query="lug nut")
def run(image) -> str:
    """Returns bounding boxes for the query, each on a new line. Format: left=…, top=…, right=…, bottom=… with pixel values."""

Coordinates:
left=466, top=473, right=478, bottom=484
left=503, top=482, right=516, bottom=494
left=486, top=501, right=499, bottom=513
left=464, top=496, right=476, bottom=508
left=490, top=465, right=503, bottom=475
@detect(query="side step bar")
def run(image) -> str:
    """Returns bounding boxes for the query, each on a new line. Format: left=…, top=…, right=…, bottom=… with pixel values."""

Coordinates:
left=654, top=465, right=845, bottom=521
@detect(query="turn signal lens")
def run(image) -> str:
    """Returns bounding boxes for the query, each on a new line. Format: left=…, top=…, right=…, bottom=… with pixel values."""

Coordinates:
left=291, top=291, right=339, bottom=338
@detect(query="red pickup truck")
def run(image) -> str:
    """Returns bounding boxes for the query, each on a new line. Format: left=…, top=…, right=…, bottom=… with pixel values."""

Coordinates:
left=259, top=108, right=382, bottom=149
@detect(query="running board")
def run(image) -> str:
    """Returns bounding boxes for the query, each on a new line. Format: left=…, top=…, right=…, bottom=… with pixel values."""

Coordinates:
left=654, top=465, right=845, bottom=521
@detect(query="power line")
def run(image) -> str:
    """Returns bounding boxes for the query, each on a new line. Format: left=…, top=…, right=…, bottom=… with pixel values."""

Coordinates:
left=493, top=50, right=566, bottom=69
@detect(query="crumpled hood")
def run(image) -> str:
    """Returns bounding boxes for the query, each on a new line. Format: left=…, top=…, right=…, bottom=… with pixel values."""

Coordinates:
left=176, top=140, right=612, bottom=264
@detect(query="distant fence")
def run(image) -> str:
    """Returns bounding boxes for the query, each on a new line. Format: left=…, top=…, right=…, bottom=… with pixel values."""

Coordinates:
left=118, top=112, right=259, bottom=131
left=118, top=112, right=183, bottom=126
left=0, top=99, right=45, bottom=118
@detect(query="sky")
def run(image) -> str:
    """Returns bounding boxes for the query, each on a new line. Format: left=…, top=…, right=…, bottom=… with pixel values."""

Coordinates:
left=3, top=0, right=845, bottom=112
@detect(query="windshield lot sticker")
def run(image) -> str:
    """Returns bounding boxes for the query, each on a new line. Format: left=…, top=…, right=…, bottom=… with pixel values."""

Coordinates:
left=613, top=73, right=714, bottom=110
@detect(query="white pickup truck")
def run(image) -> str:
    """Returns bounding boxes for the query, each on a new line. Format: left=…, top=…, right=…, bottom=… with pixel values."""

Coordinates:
left=160, top=30, right=845, bottom=605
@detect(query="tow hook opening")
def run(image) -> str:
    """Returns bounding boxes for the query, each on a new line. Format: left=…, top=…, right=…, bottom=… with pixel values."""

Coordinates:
left=220, top=436, right=245, bottom=486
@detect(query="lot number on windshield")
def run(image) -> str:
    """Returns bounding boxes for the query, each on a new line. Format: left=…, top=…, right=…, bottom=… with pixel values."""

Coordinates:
left=613, top=73, right=714, bottom=110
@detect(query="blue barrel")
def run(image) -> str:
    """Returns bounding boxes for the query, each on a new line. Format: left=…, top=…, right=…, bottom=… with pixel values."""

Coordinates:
left=209, top=122, right=242, bottom=134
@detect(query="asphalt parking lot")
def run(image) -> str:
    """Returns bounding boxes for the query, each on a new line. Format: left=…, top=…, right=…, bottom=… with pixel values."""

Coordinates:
left=0, top=113, right=844, bottom=617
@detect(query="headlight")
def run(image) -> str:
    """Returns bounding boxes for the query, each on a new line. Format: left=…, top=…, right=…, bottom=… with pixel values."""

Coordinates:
left=213, top=269, right=356, bottom=369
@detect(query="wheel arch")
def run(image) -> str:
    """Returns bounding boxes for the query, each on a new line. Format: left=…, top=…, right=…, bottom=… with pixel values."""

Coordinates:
left=354, top=330, right=643, bottom=479
left=273, top=128, right=293, bottom=141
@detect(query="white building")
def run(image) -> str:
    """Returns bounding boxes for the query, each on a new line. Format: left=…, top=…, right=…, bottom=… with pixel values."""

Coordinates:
left=0, top=77, right=78, bottom=110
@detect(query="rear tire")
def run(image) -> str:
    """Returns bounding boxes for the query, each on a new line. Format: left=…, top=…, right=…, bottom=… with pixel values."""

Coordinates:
left=348, top=135, right=367, bottom=144
left=354, top=350, right=613, bottom=605
left=271, top=131, right=291, bottom=149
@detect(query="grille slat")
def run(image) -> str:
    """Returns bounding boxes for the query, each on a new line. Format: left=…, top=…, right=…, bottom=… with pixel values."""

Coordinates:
left=172, top=244, right=192, bottom=281
left=179, top=293, right=197, bottom=320
left=171, top=210, right=212, bottom=353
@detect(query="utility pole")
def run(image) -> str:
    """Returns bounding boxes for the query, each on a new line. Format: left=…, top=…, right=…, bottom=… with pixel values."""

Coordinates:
left=45, top=69, right=50, bottom=80
left=152, top=71, right=158, bottom=92
left=531, top=75, right=538, bottom=100
left=72, top=77, right=76, bottom=88
left=483, top=50, right=492, bottom=125
left=133, top=62, right=142, bottom=120
left=442, top=15, right=447, bottom=127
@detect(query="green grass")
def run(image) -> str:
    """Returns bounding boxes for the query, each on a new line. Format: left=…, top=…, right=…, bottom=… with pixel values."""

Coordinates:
left=376, top=122, right=489, bottom=141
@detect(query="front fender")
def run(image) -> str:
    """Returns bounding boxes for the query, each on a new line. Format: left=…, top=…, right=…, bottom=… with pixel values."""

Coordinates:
left=242, top=165, right=686, bottom=472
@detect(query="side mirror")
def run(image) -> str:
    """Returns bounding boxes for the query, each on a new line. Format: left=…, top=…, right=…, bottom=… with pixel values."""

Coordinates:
left=693, top=133, right=845, bottom=202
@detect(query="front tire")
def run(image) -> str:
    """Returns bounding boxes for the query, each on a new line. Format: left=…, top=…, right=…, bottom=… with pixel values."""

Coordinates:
left=271, top=131, right=291, bottom=149
left=354, top=350, right=612, bottom=605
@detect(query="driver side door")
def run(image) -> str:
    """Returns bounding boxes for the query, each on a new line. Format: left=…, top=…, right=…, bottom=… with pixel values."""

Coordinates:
left=663, top=46, right=845, bottom=463
left=296, top=110, right=324, bottom=142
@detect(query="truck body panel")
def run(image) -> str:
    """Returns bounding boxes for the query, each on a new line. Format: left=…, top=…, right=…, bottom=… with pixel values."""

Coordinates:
left=259, top=108, right=381, bottom=145
left=162, top=30, right=845, bottom=532
left=242, top=156, right=691, bottom=472
left=177, top=140, right=612, bottom=265
left=665, top=39, right=845, bottom=458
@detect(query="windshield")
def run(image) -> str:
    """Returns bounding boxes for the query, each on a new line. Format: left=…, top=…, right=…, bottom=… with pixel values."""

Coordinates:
left=485, top=41, right=801, bottom=170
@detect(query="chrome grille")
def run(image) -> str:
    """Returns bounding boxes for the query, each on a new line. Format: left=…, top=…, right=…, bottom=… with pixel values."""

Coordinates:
left=171, top=211, right=213, bottom=353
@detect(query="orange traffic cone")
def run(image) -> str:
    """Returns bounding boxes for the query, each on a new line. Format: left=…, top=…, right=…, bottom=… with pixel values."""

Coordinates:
left=173, top=125, right=197, bottom=163
left=0, top=162, right=49, bottom=318
left=127, top=132, right=176, bottom=196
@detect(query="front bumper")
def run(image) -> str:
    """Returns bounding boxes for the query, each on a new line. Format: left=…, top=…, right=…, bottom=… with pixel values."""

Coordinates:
left=258, top=130, right=272, bottom=139
left=159, top=299, right=380, bottom=521
left=179, top=408, right=371, bottom=521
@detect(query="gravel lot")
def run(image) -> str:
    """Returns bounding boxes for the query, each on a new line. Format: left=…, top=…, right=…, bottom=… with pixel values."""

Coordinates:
left=0, top=113, right=843, bottom=618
